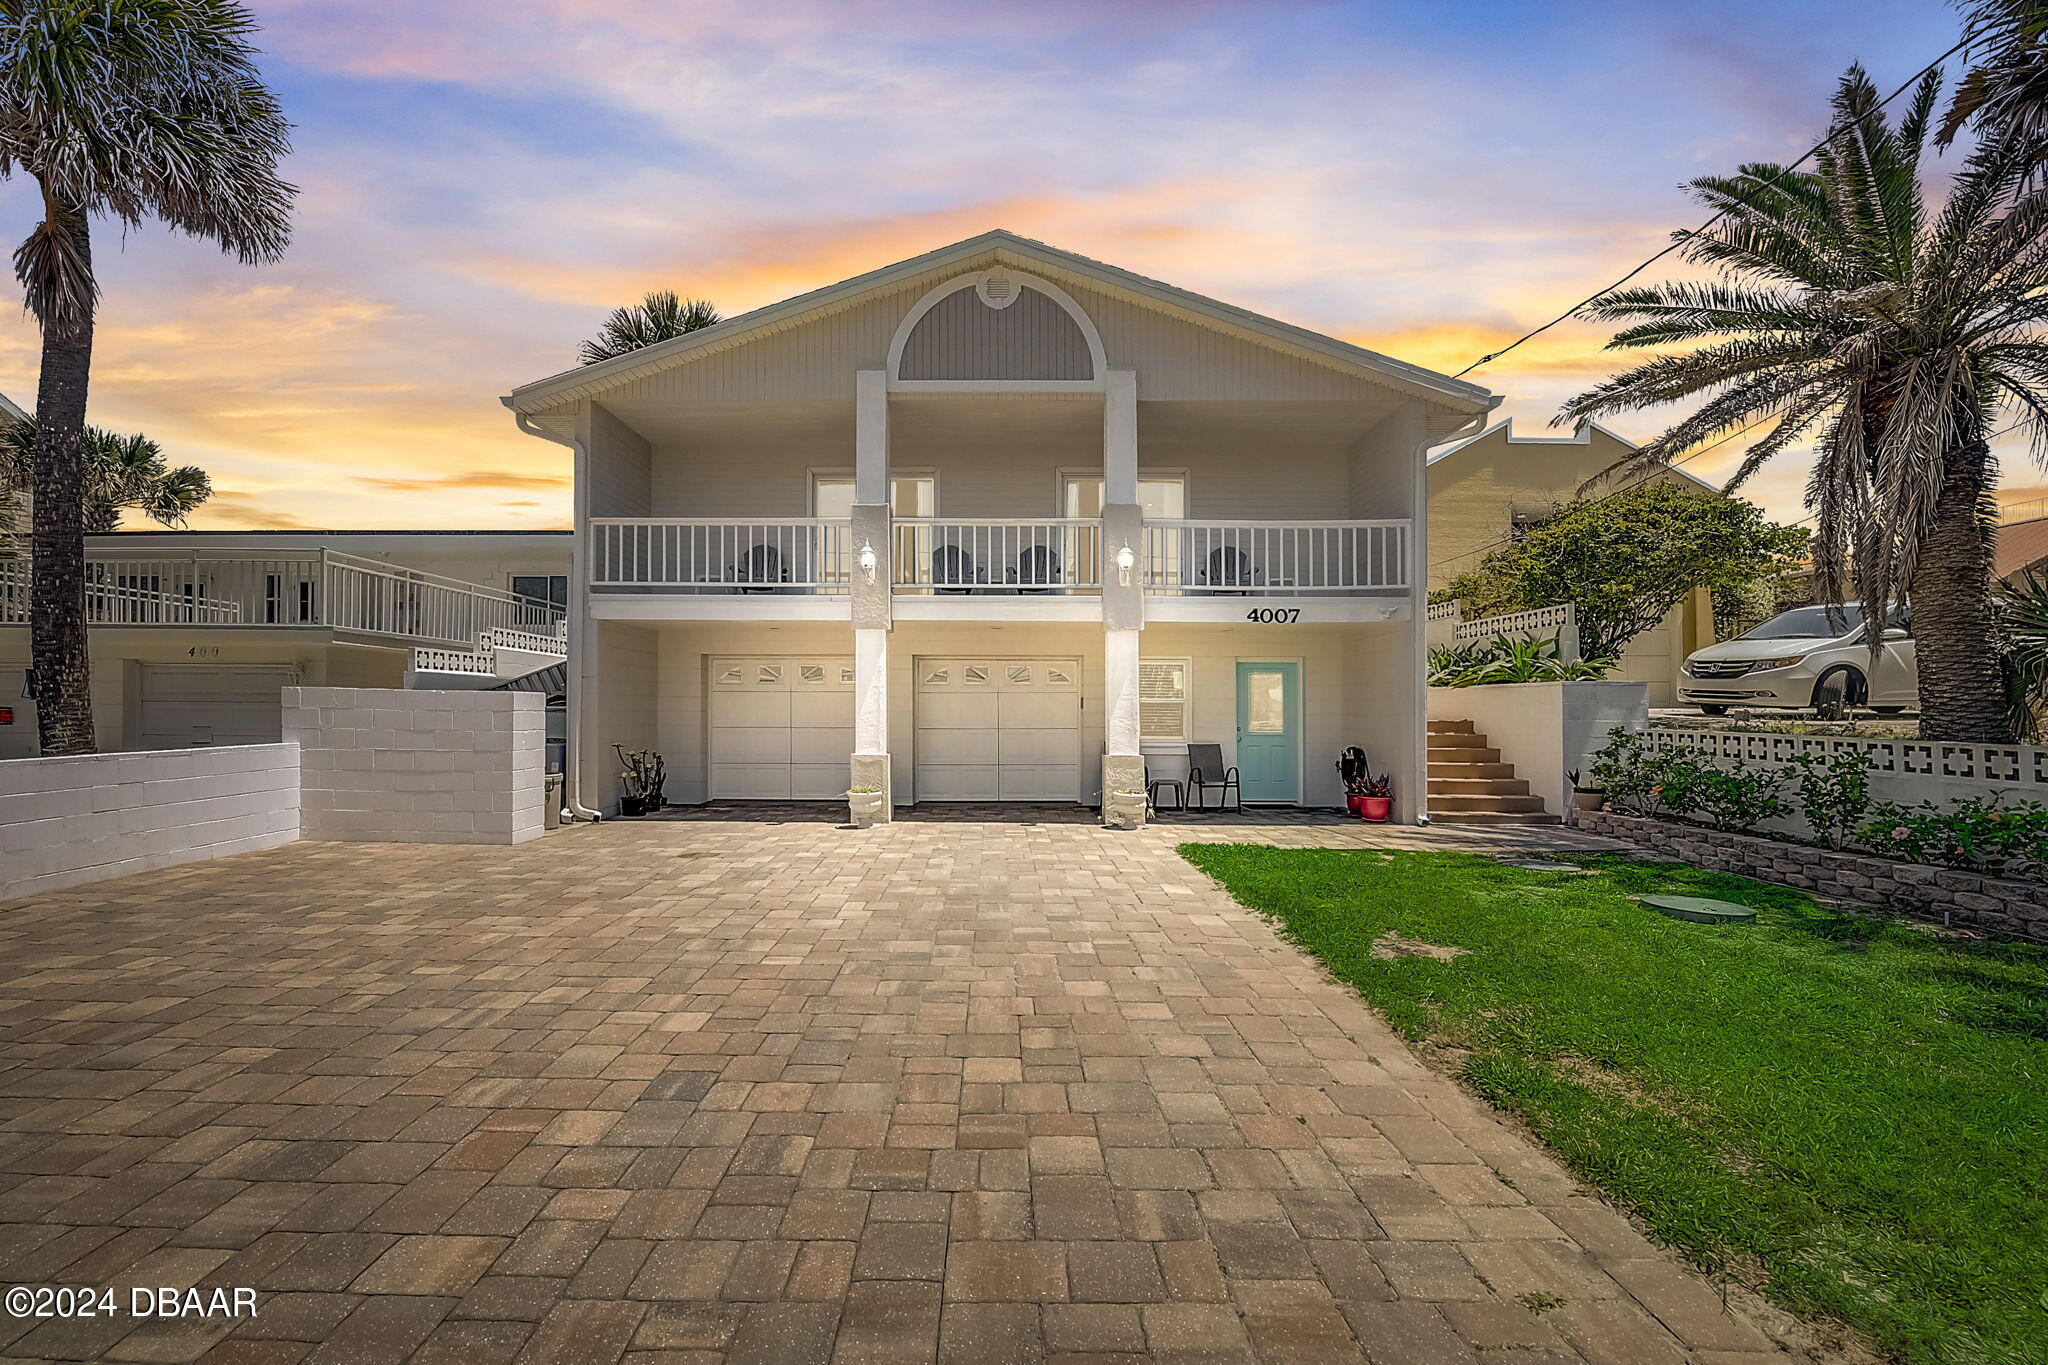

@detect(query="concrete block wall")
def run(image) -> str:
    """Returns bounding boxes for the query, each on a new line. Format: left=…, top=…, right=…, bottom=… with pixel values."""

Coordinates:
left=0, top=743, right=300, bottom=901
left=285, top=687, right=545, bottom=845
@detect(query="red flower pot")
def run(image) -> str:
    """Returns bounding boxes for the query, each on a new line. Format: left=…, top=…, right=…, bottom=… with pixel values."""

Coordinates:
left=1346, top=794, right=1365, bottom=818
left=1359, top=796, right=1392, bottom=823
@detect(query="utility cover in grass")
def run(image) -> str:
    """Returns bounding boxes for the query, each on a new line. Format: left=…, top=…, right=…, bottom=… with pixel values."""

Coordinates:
left=1500, top=859, right=1592, bottom=873
left=1637, top=894, right=1758, bottom=924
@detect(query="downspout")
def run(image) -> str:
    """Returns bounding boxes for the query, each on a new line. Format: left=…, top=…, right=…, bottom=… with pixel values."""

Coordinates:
left=511, top=407, right=602, bottom=822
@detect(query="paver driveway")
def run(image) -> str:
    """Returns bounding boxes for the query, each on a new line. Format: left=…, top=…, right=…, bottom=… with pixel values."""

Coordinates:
left=0, top=814, right=1786, bottom=1364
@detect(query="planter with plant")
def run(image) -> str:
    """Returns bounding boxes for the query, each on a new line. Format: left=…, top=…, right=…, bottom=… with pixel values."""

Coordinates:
left=1565, top=768, right=1605, bottom=813
left=614, top=745, right=665, bottom=817
left=847, top=784, right=886, bottom=828
left=1103, top=788, right=1148, bottom=831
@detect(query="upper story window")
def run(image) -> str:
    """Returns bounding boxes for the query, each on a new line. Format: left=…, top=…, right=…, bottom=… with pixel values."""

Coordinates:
left=513, top=574, right=568, bottom=610
left=891, top=271, right=1104, bottom=384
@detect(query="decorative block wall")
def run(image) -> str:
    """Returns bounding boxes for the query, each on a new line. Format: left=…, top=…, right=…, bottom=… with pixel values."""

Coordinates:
left=0, top=743, right=300, bottom=901
left=285, top=687, right=545, bottom=845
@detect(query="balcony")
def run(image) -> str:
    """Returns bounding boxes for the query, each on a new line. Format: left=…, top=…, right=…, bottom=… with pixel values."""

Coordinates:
left=0, top=550, right=565, bottom=649
left=1141, top=520, right=1408, bottom=594
left=586, top=516, right=1410, bottom=615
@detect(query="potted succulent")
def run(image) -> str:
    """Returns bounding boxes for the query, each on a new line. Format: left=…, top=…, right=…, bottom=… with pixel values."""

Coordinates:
left=614, top=745, right=665, bottom=817
left=847, top=784, right=886, bottom=828
left=1566, top=768, right=1605, bottom=813
left=1356, top=769, right=1394, bottom=823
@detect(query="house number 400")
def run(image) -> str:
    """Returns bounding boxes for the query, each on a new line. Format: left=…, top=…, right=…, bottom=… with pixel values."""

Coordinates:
left=1244, top=608, right=1300, bottom=623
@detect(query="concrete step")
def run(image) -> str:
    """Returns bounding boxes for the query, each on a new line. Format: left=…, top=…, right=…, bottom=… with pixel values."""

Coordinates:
left=1426, top=719, right=1476, bottom=734
left=1428, top=761, right=1515, bottom=779
left=1429, top=793, right=1547, bottom=813
left=1426, top=730, right=1492, bottom=749
left=1427, top=777, right=1533, bottom=796
left=1430, top=810, right=1564, bottom=826
left=1428, top=744, right=1501, bottom=764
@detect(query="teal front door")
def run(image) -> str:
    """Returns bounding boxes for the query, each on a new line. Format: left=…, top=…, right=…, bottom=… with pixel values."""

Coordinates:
left=1234, top=662, right=1300, bottom=803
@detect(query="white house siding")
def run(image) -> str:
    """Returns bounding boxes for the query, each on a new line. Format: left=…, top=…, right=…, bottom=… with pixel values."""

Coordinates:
left=648, top=412, right=854, bottom=518
left=599, top=290, right=921, bottom=408
left=899, top=285, right=1093, bottom=381
left=1063, top=283, right=1392, bottom=402
left=587, top=403, right=654, bottom=517
left=586, top=621, right=659, bottom=810
left=1341, top=623, right=1424, bottom=822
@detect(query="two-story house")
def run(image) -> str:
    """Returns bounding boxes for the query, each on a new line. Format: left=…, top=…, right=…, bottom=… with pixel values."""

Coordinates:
left=507, top=231, right=1497, bottom=823
left=1428, top=419, right=1720, bottom=705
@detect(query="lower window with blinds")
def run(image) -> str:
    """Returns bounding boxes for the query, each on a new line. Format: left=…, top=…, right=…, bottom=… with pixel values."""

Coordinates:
left=1139, top=660, right=1190, bottom=743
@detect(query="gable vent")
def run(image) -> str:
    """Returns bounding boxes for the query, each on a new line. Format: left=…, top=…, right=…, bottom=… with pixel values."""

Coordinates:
left=976, top=272, right=1021, bottom=309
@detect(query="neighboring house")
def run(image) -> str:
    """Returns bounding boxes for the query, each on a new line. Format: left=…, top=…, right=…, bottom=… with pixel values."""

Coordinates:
left=505, top=230, right=1497, bottom=822
left=0, top=529, right=570, bottom=758
left=1426, top=418, right=1720, bottom=705
left=1996, top=512, right=2048, bottom=584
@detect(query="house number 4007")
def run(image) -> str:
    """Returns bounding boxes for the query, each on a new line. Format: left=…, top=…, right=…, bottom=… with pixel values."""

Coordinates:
left=1244, top=608, right=1300, bottom=623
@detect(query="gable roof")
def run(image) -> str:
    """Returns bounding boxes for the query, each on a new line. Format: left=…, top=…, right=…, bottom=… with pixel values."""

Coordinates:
left=503, top=229, right=1497, bottom=415
left=1428, top=417, right=1720, bottom=493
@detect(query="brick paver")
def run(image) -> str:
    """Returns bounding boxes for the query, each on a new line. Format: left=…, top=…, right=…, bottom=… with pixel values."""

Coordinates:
left=0, top=811, right=1785, bottom=1362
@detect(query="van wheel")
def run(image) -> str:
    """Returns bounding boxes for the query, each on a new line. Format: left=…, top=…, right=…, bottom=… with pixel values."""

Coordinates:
left=1697, top=704, right=1730, bottom=716
left=1812, top=669, right=1861, bottom=720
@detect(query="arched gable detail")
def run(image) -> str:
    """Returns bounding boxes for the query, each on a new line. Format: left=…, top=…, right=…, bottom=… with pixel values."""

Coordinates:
left=887, top=270, right=1107, bottom=387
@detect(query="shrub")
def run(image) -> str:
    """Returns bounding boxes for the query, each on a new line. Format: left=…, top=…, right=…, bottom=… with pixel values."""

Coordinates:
left=1786, top=749, right=1874, bottom=850
left=1589, top=728, right=1658, bottom=810
left=1857, top=797, right=2048, bottom=877
left=1428, top=633, right=1614, bottom=687
left=1643, top=751, right=1711, bottom=820
left=1693, top=764, right=1789, bottom=831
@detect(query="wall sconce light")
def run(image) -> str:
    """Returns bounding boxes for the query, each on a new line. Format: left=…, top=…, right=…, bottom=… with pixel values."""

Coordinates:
left=857, top=542, right=878, bottom=584
left=1114, top=543, right=1135, bottom=587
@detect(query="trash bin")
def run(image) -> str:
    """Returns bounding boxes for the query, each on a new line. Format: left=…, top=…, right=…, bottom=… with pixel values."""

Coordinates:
left=544, top=773, right=563, bottom=830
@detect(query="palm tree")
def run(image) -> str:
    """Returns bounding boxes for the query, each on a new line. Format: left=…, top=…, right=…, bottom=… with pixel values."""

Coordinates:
left=579, top=290, right=721, bottom=365
left=1560, top=67, right=2048, bottom=743
left=0, top=1, right=293, bottom=756
left=0, top=415, right=211, bottom=532
left=1940, top=1, right=2048, bottom=145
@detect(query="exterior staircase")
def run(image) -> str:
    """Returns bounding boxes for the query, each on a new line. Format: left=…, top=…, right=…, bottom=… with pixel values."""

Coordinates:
left=1426, top=719, right=1559, bottom=825
left=408, top=624, right=568, bottom=690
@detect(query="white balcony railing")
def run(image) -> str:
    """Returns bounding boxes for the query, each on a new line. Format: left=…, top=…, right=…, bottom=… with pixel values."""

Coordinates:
left=0, top=551, right=564, bottom=647
left=590, top=518, right=853, bottom=592
left=1141, top=520, right=1408, bottom=594
left=892, top=519, right=1101, bottom=592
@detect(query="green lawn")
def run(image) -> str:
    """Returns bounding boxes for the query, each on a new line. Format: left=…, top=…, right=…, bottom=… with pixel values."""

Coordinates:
left=1179, top=845, right=2048, bottom=1365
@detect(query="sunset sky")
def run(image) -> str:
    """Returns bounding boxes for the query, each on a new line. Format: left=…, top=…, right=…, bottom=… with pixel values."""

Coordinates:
left=3, top=0, right=2031, bottom=532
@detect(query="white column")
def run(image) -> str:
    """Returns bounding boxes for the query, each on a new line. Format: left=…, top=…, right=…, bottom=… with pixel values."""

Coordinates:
left=856, top=369, right=889, bottom=506
left=1103, top=369, right=1137, bottom=505
left=1105, top=628, right=1141, bottom=757
left=854, top=627, right=888, bottom=755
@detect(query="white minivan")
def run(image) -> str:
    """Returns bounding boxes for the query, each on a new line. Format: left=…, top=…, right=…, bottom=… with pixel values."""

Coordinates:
left=1678, top=603, right=1916, bottom=717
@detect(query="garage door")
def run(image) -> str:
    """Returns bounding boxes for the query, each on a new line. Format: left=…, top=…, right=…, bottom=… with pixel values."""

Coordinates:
left=915, top=658, right=1080, bottom=801
left=139, top=664, right=297, bottom=749
left=709, top=657, right=854, bottom=799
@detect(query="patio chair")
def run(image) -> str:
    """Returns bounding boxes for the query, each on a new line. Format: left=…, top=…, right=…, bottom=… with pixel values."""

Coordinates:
left=732, top=543, right=788, bottom=593
left=1186, top=743, right=1241, bottom=811
left=931, top=544, right=983, bottom=593
left=1010, top=545, right=1063, bottom=592
left=1199, top=546, right=1262, bottom=594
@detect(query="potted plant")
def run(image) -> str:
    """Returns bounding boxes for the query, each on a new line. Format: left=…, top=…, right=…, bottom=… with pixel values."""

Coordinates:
left=847, top=784, right=886, bottom=827
left=1566, top=768, right=1605, bottom=813
left=1357, top=770, right=1393, bottom=823
left=614, top=745, right=665, bottom=817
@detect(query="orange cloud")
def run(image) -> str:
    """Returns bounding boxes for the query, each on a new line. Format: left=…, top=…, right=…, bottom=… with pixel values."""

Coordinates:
left=356, top=471, right=569, bottom=494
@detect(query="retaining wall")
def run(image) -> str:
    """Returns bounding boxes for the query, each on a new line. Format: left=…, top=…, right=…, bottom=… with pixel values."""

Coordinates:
left=1575, top=808, right=2046, bottom=943
left=0, top=743, right=300, bottom=900
left=284, top=687, right=545, bottom=845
